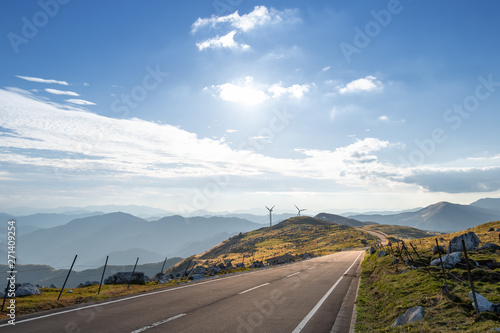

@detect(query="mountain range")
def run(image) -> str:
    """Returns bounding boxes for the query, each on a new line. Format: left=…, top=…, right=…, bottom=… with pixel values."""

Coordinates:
left=349, top=199, right=500, bottom=232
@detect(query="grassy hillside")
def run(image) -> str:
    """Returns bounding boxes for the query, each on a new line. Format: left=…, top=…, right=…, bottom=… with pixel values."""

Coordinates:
left=166, top=216, right=378, bottom=271
left=361, top=224, right=440, bottom=240
left=356, top=220, right=500, bottom=332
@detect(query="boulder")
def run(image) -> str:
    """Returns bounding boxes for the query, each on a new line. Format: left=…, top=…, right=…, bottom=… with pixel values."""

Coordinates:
left=67, top=290, right=73, bottom=293
left=477, top=243, right=500, bottom=251
left=217, top=263, right=226, bottom=270
left=190, top=274, right=206, bottom=281
left=448, top=232, right=480, bottom=252
left=432, top=245, right=445, bottom=254
left=369, top=247, right=376, bottom=255
left=49, top=284, right=58, bottom=289
left=377, top=251, right=387, bottom=257
left=77, top=281, right=99, bottom=288
left=430, top=252, right=462, bottom=269
left=488, top=227, right=495, bottom=232
left=191, top=266, right=207, bottom=275
left=104, top=272, right=148, bottom=285
left=235, top=263, right=245, bottom=268
left=250, top=261, right=264, bottom=268
left=391, top=306, right=424, bottom=327
left=16, top=283, right=41, bottom=297
left=469, top=292, right=500, bottom=313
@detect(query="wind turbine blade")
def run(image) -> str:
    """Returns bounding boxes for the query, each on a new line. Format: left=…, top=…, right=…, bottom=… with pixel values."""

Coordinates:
left=294, top=205, right=299, bottom=210
left=271, top=205, right=275, bottom=211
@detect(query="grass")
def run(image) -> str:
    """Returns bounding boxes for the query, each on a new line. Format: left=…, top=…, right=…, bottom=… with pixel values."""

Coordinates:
left=361, top=224, right=440, bottom=240
left=356, top=220, right=500, bottom=332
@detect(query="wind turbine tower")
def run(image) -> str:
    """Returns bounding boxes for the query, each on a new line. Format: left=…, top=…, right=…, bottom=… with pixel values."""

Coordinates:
left=265, top=205, right=275, bottom=227
left=295, top=205, right=306, bottom=217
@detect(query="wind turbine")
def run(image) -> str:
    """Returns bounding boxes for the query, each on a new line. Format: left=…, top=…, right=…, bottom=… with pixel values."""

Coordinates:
left=265, top=205, right=275, bottom=227
left=295, top=205, right=306, bottom=217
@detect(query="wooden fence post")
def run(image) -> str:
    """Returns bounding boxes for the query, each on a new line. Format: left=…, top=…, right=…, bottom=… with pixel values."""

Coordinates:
left=435, top=239, right=449, bottom=295
left=98, top=256, right=109, bottom=295
left=58, top=255, right=77, bottom=301
left=127, top=257, right=139, bottom=289
left=462, top=239, right=479, bottom=314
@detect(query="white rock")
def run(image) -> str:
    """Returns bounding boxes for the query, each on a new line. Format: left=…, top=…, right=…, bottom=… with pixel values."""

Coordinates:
left=391, top=306, right=424, bottom=327
left=430, top=252, right=462, bottom=269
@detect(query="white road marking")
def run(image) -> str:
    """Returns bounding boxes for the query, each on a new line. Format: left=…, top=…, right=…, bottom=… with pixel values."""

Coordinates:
left=308, top=266, right=316, bottom=270
left=238, top=283, right=270, bottom=295
left=292, top=252, right=363, bottom=333
left=130, top=313, right=186, bottom=333
left=286, top=272, right=301, bottom=278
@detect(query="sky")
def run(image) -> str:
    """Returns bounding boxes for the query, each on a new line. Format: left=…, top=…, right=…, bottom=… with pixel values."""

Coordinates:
left=1, top=0, right=500, bottom=215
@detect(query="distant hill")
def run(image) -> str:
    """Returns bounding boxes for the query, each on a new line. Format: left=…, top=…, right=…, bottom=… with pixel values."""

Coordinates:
left=314, top=213, right=374, bottom=227
left=7, top=212, right=264, bottom=267
left=470, top=197, right=500, bottom=213
left=219, top=213, right=296, bottom=225
left=360, top=224, right=439, bottom=240
left=350, top=201, right=500, bottom=233
left=0, top=257, right=183, bottom=288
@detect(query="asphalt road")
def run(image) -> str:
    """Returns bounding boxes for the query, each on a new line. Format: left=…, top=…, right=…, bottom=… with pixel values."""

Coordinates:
left=0, top=251, right=363, bottom=333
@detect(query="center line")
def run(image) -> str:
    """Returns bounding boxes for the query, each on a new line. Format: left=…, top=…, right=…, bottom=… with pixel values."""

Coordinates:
left=238, top=283, right=270, bottom=294
left=286, top=272, right=301, bottom=278
left=131, top=313, right=186, bottom=333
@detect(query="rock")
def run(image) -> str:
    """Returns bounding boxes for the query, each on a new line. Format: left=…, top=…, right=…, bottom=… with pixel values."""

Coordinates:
left=191, top=266, right=207, bottom=275
left=477, top=243, right=500, bottom=251
left=104, top=272, right=149, bottom=285
left=392, top=258, right=399, bottom=265
left=430, top=252, right=462, bottom=269
left=369, top=247, right=376, bottom=255
left=235, top=263, right=245, bottom=268
left=190, top=274, right=206, bottom=281
left=49, top=284, right=58, bottom=289
left=469, top=292, right=500, bottom=313
left=432, top=245, right=445, bottom=254
left=250, top=261, right=264, bottom=268
left=488, top=227, right=495, bottom=232
left=217, top=263, right=226, bottom=270
left=497, top=228, right=500, bottom=232
left=449, top=232, right=480, bottom=252
left=15, top=283, right=41, bottom=297
left=67, top=290, right=73, bottom=293
left=391, top=306, right=424, bottom=327
left=377, top=251, right=387, bottom=257
left=77, top=281, right=99, bottom=288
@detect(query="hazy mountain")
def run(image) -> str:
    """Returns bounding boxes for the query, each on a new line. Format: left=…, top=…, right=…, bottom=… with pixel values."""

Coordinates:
left=470, top=198, right=500, bottom=213
left=4, top=205, right=173, bottom=218
left=83, top=248, right=166, bottom=267
left=8, top=212, right=264, bottom=267
left=218, top=213, right=296, bottom=225
left=0, top=257, right=183, bottom=288
left=314, top=213, right=374, bottom=227
left=349, top=201, right=500, bottom=232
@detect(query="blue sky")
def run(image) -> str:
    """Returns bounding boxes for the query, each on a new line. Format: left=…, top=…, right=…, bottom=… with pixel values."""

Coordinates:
left=1, top=0, right=500, bottom=215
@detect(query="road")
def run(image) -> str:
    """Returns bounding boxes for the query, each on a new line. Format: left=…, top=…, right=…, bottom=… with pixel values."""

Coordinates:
left=0, top=251, right=363, bottom=333
left=356, top=227, right=388, bottom=245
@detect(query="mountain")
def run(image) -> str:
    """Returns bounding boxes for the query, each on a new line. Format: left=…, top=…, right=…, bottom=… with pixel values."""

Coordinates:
left=4, top=205, right=173, bottom=218
left=219, top=213, right=296, bottom=225
left=0, top=257, right=183, bottom=288
left=349, top=201, right=500, bottom=233
left=470, top=198, right=500, bottom=213
left=8, top=212, right=264, bottom=267
left=314, top=213, right=374, bottom=227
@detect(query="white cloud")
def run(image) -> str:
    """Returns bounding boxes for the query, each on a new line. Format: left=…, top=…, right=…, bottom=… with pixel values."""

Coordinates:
left=213, top=77, right=269, bottom=106
left=378, top=115, right=389, bottom=121
left=210, top=77, right=310, bottom=105
left=226, top=129, right=237, bottom=133
left=339, top=75, right=383, bottom=94
left=65, top=99, right=96, bottom=105
left=196, top=30, right=250, bottom=51
left=45, top=88, right=80, bottom=96
left=192, top=5, right=289, bottom=33
left=321, top=66, right=331, bottom=72
left=16, top=75, right=69, bottom=86
left=269, top=82, right=309, bottom=99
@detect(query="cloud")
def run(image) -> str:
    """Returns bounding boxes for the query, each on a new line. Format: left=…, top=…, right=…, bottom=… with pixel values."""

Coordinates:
left=402, top=167, right=500, bottom=193
left=16, top=75, right=69, bottom=86
left=45, top=88, right=80, bottom=96
left=192, top=5, right=291, bottom=33
left=378, top=115, right=389, bottom=121
left=196, top=30, right=250, bottom=51
left=269, top=82, right=309, bottom=99
left=321, top=66, right=331, bottom=72
left=338, top=75, right=383, bottom=94
left=209, top=77, right=310, bottom=105
left=65, top=99, right=96, bottom=105
left=212, top=77, right=269, bottom=105
left=226, top=129, right=237, bottom=133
